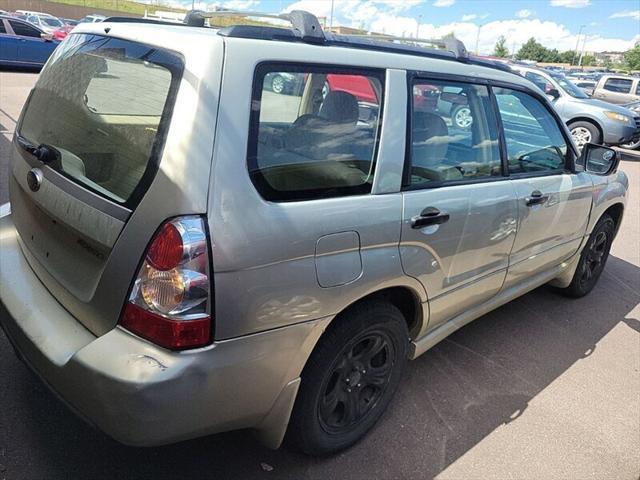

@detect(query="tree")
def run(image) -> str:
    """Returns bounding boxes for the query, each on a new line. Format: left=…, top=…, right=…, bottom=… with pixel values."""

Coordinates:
left=558, top=50, right=576, bottom=64
left=545, top=48, right=561, bottom=63
left=580, top=54, right=595, bottom=66
left=493, top=35, right=509, bottom=57
left=515, top=37, right=549, bottom=62
left=624, top=42, right=640, bottom=70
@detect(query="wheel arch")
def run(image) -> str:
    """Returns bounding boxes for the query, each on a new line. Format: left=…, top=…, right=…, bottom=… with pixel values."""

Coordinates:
left=329, top=286, right=425, bottom=340
left=567, top=117, right=604, bottom=141
left=602, top=202, right=624, bottom=238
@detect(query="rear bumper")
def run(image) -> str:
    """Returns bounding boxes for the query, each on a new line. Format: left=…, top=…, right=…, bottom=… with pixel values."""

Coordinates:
left=602, top=122, right=639, bottom=145
left=0, top=213, right=329, bottom=447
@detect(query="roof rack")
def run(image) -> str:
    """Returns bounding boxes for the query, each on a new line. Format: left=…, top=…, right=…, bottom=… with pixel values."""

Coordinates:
left=184, top=9, right=324, bottom=44
left=336, top=33, right=469, bottom=60
left=104, top=10, right=514, bottom=74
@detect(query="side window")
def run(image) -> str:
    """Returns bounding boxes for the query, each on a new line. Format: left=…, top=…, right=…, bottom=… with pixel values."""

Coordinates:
left=248, top=65, right=383, bottom=201
left=9, top=20, right=41, bottom=38
left=0, top=21, right=6, bottom=34
left=407, top=80, right=501, bottom=187
left=635, top=83, right=640, bottom=96
left=494, top=87, right=567, bottom=174
left=603, top=78, right=633, bottom=93
left=525, top=72, right=553, bottom=94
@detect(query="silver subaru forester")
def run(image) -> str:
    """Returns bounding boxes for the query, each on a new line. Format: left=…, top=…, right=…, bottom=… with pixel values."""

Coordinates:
left=0, top=10, right=628, bottom=456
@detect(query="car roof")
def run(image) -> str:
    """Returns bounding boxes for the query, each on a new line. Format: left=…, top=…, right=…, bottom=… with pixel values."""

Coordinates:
left=73, top=19, right=533, bottom=90
left=0, top=14, right=45, bottom=30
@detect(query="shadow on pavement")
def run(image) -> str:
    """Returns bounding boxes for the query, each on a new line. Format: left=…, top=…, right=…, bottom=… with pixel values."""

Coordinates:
left=0, top=252, right=638, bottom=479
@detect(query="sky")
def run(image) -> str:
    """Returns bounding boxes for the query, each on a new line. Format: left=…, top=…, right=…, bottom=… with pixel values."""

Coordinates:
left=161, top=0, right=639, bottom=54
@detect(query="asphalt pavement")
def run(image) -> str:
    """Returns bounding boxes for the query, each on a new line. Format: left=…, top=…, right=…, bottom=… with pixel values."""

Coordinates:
left=0, top=70, right=638, bottom=480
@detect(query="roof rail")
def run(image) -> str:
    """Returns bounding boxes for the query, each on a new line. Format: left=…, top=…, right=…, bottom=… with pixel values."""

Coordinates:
left=184, top=9, right=325, bottom=44
left=340, top=33, right=469, bottom=60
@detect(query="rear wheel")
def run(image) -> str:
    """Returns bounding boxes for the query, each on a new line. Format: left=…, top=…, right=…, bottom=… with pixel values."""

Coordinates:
left=287, top=301, right=409, bottom=455
left=620, top=137, right=640, bottom=150
left=559, top=214, right=615, bottom=298
left=569, top=121, right=601, bottom=150
left=451, top=105, right=473, bottom=129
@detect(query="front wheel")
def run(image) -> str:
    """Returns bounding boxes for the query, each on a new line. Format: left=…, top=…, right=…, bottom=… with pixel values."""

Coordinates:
left=287, top=301, right=408, bottom=455
left=559, top=214, right=615, bottom=298
left=271, top=74, right=286, bottom=94
left=569, top=121, right=601, bottom=150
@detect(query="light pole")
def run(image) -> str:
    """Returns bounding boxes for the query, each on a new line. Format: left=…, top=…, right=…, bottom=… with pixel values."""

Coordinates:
left=475, top=23, right=483, bottom=55
left=578, top=34, right=588, bottom=67
left=329, top=0, right=334, bottom=29
left=573, top=24, right=586, bottom=65
left=416, top=14, right=422, bottom=38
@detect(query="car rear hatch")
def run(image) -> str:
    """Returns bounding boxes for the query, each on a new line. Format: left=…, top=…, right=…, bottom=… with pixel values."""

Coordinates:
left=8, top=27, right=223, bottom=336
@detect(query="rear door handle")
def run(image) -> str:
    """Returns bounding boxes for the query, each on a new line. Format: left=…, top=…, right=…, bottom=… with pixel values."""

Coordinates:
left=411, top=207, right=450, bottom=229
left=525, top=190, right=549, bottom=207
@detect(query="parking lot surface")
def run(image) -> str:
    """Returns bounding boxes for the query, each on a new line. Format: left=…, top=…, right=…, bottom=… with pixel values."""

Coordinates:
left=0, top=70, right=638, bottom=480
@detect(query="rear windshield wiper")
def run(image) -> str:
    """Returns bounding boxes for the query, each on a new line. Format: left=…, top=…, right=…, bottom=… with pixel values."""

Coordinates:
left=17, top=137, right=62, bottom=169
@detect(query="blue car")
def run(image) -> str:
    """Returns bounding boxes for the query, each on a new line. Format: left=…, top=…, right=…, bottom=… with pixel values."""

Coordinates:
left=0, top=14, right=60, bottom=68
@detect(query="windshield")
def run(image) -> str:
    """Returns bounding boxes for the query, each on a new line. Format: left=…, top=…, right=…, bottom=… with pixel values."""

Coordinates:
left=42, top=17, right=63, bottom=27
left=549, top=72, right=589, bottom=99
left=19, top=34, right=183, bottom=206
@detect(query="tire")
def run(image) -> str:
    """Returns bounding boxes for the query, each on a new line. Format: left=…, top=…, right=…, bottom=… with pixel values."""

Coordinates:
left=559, top=214, right=615, bottom=298
left=620, top=137, right=640, bottom=150
left=271, top=74, right=286, bottom=94
left=568, top=121, right=601, bottom=150
left=451, top=105, right=473, bottom=129
left=287, top=300, right=409, bottom=456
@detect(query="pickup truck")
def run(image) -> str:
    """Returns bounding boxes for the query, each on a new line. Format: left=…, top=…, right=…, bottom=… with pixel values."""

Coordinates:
left=591, top=75, right=640, bottom=104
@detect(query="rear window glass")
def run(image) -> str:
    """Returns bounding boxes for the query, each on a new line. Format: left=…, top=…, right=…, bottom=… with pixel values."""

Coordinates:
left=248, top=64, right=384, bottom=202
left=18, top=34, right=183, bottom=206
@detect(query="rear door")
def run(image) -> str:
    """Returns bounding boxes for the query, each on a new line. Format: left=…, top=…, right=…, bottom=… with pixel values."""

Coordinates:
left=492, top=87, right=592, bottom=287
left=8, top=32, right=203, bottom=336
left=400, top=76, right=518, bottom=328
left=7, top=19, right=50, bottom=65
left=594, top=77, right=634, bottom=104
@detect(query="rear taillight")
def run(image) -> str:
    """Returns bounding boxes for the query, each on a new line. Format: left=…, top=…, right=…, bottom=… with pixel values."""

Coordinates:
left=120, top=216, right=212, bottom=350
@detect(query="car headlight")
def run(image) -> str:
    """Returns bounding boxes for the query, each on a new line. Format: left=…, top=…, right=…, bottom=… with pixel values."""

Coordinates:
left=604, top=111, right=632, bottom=123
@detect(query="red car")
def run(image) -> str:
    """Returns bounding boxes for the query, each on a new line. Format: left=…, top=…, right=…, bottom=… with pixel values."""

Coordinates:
left=53, top=24, right=74, bottom=41
left=326, top=73, right=378, bottom=103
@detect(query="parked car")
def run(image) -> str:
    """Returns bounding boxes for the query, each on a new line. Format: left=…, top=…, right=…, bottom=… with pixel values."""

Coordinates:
left=25, top=13, right=64, bottom=34
left=511, top=65, right=640, bottom=149
left=0, top=12, right=628, bottom=457
left=0, top=14, right=59, bottom=68
left=569, top=78, right=597, bottom=96
left=79, top=14, right=106, bottom=23
left=620, top=100, right=640, bottom=150
left=591, top=75, right=640, bottom=104
left=62, top=18, right=79, bottom=26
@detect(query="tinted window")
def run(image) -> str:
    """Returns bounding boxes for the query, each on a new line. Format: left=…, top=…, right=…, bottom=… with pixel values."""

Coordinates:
left=248, top=64, right=383, bottom=201
left=603, top=78, right=633, bottom=93
left=0, top=21, right=6, bottom=34
left=19, top=34, right=183, bottom=206
left=636, top=83, right=640, bottom=96
left=494, top=88, right=567, bottom=174
left=407, top=80, right=501, bottom=186
left=9, top=20, right=40, bottom=37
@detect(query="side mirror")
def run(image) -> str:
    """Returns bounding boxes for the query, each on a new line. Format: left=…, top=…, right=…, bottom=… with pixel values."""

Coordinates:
left=546, top=88, right=560, bottom=101
left=580, top=143, right=619, bottom=176
left=40, top=33, right=53, bottom=42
